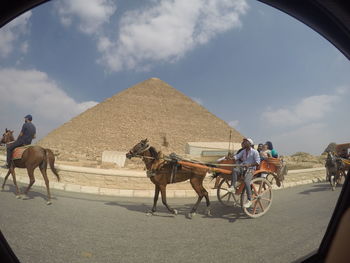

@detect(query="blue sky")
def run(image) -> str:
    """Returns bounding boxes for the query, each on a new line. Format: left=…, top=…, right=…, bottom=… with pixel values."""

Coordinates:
left=0, top=0, right=349, bottom=155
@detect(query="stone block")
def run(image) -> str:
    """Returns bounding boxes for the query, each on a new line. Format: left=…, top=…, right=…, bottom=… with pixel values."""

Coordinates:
left=65, top=184, right=81, bottom=193
left=119, top=189, right=133, bottom=197
left=51, top=182, right=65, bottom=190
left=166, top=190, right=175, bottom=198
left=174, top=190, right=186, bottom=198
left=99, top=188, right=120, bottom=196
left=133, top=190, right=153, bottom=198
left=81, top=186, right=99, bottom=194
left=102, top=151, right=126, bottom=168
left=185, top=190, right=197, bottom=197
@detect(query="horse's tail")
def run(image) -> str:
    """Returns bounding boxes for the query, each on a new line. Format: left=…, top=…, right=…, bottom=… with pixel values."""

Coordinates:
left=45, top=149, right=60, bottom=182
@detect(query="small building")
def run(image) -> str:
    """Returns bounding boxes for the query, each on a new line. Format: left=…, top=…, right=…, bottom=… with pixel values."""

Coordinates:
left=185, top=142, right=242, bottom=162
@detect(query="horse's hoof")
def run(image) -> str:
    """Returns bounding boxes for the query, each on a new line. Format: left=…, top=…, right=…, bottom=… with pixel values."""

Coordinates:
left=187, top=212, right=195, bottom=219
left=16, top=195, right=21, bottom=199
left=47, top=201, right=52, bottom=205
left=173, top=209, right=178, bottom=215
left=146, top=210, right=154, bottom=216
left=206, top=209, right=212, bottom=216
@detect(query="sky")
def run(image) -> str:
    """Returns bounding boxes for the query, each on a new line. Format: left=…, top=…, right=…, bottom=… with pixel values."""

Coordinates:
left=0, top=0, right=349, bottom=155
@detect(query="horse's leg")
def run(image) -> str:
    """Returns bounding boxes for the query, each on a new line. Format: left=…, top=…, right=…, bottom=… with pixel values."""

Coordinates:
left=23, top=166, right=35, bottom=198
left=213, top=176, right=221, bottom=189
left=159, top=185, right=177, bottom=215
left=149, top=185, right=160, bottom=214
left=9, top=167, right=21, bottom=198
left=1, top=169, right=11, bottom=190
left=199, top=183, right=211, bottom=216
left=39, top=162, right=52, bottom=205
left=188, top=177, right=205, bottom=219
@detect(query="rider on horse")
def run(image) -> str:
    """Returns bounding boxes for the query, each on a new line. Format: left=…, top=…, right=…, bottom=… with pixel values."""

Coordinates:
left=3, top=115, right=36, bottom=169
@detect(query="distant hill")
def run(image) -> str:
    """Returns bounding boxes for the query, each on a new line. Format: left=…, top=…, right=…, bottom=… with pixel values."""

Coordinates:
left=38, top=78, right=243, bottom=161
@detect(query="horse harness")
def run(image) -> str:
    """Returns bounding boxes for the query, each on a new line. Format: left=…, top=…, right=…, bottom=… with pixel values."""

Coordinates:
left=142, top=152, right=182, bottom=184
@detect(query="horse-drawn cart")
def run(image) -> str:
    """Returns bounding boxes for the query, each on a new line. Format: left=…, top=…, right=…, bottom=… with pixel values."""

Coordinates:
left=127, top=139, right=286, bottom=219
left=213, top=157, right=286, bottom=218
left=175, top=156, right=286, bottom=218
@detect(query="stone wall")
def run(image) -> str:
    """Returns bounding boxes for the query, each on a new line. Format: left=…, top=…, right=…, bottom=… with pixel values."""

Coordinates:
left=0, top=155, right=327, bottom=198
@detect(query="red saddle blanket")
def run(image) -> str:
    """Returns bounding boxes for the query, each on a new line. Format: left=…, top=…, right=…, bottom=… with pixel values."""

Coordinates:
left=12, top=145, right=32, bottom=160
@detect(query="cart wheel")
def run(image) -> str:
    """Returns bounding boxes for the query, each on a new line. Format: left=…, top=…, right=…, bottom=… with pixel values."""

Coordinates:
left=265, top=173, right=275, bottom=185
left=256, top=172, right=275, bottom=186
left=217, top=178, right=240, bottom=207
left=241, top=177, right=273, bottom=218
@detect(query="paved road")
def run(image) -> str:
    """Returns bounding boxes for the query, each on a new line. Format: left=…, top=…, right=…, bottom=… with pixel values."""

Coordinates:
left=0, top=180, right=342, bottom=263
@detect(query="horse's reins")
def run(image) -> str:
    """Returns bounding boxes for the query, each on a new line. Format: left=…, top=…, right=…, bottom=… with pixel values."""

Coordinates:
left=133, top=149, right=242, bottom=168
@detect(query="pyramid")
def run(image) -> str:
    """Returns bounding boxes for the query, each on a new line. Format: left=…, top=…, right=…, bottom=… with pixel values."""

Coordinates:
left=37, top=78, right=243, bottom=161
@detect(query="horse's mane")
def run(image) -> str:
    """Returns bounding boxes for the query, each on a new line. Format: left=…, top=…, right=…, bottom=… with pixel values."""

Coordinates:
left=149, top=146, right=160, bottom=159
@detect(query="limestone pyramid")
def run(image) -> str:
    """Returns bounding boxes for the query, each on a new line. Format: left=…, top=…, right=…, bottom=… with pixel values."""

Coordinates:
left=38, top=78, right=243, bottom=161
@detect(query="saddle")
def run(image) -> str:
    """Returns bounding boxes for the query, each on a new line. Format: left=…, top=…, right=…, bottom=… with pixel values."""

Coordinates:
left=147, top=153, right=182, bottom=183
left=12, top=145, right=32, bottom=160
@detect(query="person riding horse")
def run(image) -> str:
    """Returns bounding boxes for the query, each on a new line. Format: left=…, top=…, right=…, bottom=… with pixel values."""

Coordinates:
left=2, top=114, right=36, bottom=169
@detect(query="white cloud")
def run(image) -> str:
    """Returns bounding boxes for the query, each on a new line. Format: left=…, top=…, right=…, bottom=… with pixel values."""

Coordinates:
left=0, top=68, right=98, bottom=139
left=257, top=88, right=350, bottom=155
left=0, top=11, right=31, bottom=58
left=20, top=42, right=29, bottom=54
left=228, top=120, right=239, bottom=128
left=99, top=0, right=249, bottom=71
left=335, top=86, right=349, bottom=95
left=262, top=94, right=340, bottom=127
left=269, top=123, right=331, bottom=155
left=192, top=97, right=203, bottom=105
left=55, top=0, right=117, bottom=35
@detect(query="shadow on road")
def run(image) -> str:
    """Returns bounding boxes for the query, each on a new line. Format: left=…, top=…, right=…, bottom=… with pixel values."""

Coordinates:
left=298, top=183, right=340, bottom=195
left=1, top=183, right=56, bottom=202
left=105, top=199, right=250, bottom=222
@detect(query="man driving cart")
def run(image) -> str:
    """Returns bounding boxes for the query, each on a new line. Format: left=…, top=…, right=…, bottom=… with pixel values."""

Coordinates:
left=227, top=138, right=260, bottom=208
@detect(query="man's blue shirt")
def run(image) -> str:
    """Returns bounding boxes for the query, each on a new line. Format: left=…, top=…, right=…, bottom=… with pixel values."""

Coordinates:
left=19, top=122, right=36, bottom=145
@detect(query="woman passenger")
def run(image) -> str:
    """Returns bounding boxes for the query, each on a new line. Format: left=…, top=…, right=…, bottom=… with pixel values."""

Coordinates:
left=265, top=141, right=278, bottom=158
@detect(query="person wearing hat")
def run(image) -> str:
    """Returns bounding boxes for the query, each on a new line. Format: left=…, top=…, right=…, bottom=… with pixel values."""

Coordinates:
left=3, top=115, right=36, bottom=169
left=227, top=137, right=260, bottom=208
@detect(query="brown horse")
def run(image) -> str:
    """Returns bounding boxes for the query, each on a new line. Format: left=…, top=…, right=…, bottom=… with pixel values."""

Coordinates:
left=126, top=139, right=211, bottom=218
left=1, top=129, right=60, bottom=204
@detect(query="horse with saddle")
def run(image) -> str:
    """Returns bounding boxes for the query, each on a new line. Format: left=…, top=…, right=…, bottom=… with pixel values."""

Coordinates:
left=1, top=128, right=60, bottom=204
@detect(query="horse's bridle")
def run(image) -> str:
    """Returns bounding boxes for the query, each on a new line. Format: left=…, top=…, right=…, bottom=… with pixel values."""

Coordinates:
left=126, top=143, right=151, bottom=159
left=1, top=131, right=13, bottom=145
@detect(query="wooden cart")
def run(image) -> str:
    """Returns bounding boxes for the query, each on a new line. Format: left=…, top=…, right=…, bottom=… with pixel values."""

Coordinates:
left=214, top=158, right=286, bottom=218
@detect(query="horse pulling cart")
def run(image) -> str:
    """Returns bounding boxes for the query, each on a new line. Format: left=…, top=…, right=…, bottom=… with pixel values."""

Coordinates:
left=126, top=139, right=286, bottom=219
